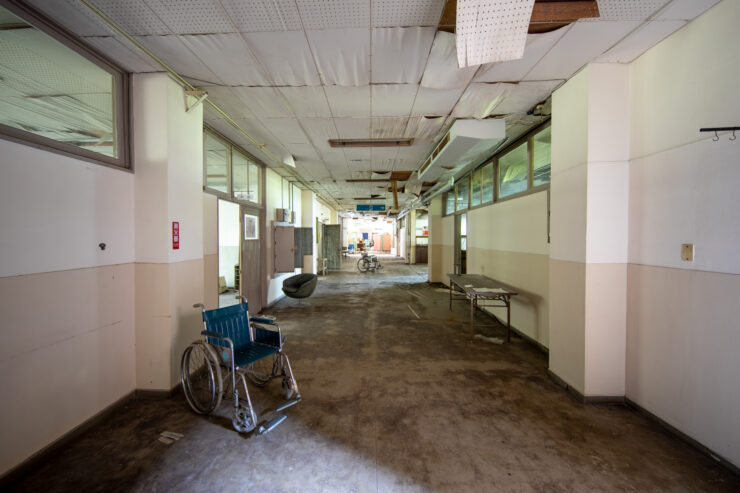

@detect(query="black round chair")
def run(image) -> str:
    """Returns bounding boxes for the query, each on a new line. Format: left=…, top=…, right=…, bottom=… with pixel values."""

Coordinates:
left=282, top=273, right=318, bottom=302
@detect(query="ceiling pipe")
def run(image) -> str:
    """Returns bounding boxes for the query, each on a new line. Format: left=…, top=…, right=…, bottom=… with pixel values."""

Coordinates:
left=78, top=0, right=342, bottom=211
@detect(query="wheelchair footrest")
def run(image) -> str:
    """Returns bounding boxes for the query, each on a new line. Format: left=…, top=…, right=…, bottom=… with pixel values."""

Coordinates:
left=257, top=414, right=287, bottom=435
left=275, top=397, right=301, bottom=413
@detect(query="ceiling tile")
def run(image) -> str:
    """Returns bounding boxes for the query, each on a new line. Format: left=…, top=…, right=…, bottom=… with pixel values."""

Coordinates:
left=261, top=118, right=310, bottom=145
left=334, top=117, right=371, bottom=139
left=372, top=0, right=446, bottom=27
left=88, top=0, right=169, bottom=35
left=180, top=34, right=270, bottom=85
left=474, top=26, right=570, bottom=82
left=421, top=31, right=479, bottom=89
left=452, top=83, right=515, bottom=119
left=201, top=85, right=254, bottom=119
left=278, top=87, right=331, bottom=118
left=492, top=80, right=562, bottom=114
left=371, top=27, right=436, bottom=84
left=524, top=21, right=641, bottom=81
left=296, top=0, right=370, bottom=29
left=82, top=36, right=159, bottom=72
left=324, top=85, right=371, bottom=117
left=232, top=118, right=282, bottom=149
left=594, top=0, right=670, bottom=21
left=299, top=118, right=339, bottom=145
left=306, top=29, right=370, bottom=86
left=405, top=116, right=447, bottom=140
left=596, top=20, right=686, bottom=63
left=243, top=31, right=321, bottom=86
left=27, top=0, right=113, bottom=36
left=143, top=0, right=235, bottom=34
left=371, top=117, right=410, bottom=139
left=220, top=0, right=302, bottom=31
left=135, top=35, right=219, bottom=83
left=410, top=87, right=464, bottom=116
left=654, top=0, right=720, bottom=20
left=232, top=87, right=292, bottom=118
left=371, top=84, right=418, bottom=117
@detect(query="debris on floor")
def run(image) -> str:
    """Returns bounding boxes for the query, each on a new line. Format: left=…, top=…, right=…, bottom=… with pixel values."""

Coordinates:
left=158, top=431, right=184, bottom=445
left=474, top=334, right=504, bottom=344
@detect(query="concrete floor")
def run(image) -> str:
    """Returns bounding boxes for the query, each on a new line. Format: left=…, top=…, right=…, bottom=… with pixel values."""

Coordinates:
left=9, top=258, right=739, bottom=492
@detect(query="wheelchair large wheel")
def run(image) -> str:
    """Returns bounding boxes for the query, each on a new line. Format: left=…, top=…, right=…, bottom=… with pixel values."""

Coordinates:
left=181, top=342, right=222, bottom=414
left=357, top=257, right=369, bottom=272
left=246, top=353, right=278, bottom=387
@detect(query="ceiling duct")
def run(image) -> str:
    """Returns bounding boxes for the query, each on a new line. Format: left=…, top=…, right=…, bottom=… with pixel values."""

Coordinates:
left=417, top=119, right=505, bottom=183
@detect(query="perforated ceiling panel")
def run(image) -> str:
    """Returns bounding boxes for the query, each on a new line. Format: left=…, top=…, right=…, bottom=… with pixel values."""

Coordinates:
left=324, top=85, right=371, bottom=117
left=27, top=0, right=113, bottom=37
left=452, top=82, right=514, bottom=119
left=371, top=84, right=419, bottom=117
left=306, top=28, right=370, bottom=86
left=420, top=31, right=479, bottom=89
left=220, top=0, right=301, bottom=31
left=411, top=87, right=465, bottom=117
left=372, top=0, right=446, bottom=27
left=180, top=34, right=270, bottom=86
left=296, top=0, right=370, bottom=29
left=88, top=0, right=169, bottom=35
left=371, top=27, right=436, bottom=84
left=144, top=0, right=235, bottom=34
left=243, top=31, right=321, bottom=86
left=278, top=86, right=331, bottom=118
left=595, top=0, right=671, bottom=21
left=456, top=0, right=535, bottom=67
left=596, top=20, right=686, bottom=63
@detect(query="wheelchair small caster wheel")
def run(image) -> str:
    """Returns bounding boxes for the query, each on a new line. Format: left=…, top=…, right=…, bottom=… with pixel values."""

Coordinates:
left=233, top=407, right=255, bottom=433
left=281, top=378, right=295, bottom=400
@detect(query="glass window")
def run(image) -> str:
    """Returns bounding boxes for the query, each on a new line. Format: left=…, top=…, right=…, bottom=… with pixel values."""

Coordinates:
left=205, top=132, right=228, bottom=193
left=481, top=162, right=494, bottom=203
left=248, top=162, right=259, bottom=203
left=533, top=126, right=551, bottom=187
left=232, top=150, right=249, bottom=200
left=445, top=192, right=455, bottom=215
left=498, top=142, right=528, bottom=198
left=471, top=168, right=481, bottom=207
left=0, top=5, right=126, bottom=166
left=456, top=176, right=469, bottom=211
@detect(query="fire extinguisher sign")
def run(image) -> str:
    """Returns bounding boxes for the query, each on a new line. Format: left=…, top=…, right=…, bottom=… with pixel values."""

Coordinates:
left=172, top=221, right=180, bottom=250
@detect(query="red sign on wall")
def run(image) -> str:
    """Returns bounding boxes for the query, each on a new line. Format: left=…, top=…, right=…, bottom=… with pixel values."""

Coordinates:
left=172, top=221, right=180, bottom=250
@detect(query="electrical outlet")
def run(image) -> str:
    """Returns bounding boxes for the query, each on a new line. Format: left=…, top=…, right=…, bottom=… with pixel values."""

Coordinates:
left=681, top=243, right=694, bottom=262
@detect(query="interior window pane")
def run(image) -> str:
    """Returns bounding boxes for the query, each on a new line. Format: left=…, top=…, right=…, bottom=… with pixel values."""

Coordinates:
left=456, top=177, right=469, bottom=210
left=460, top=214, right=467, bottom=236
left=498, top=142, right=528, bottom=198
left=248, top=162, right=259, bottom=204
left=205, top=132, right=228, bottom=193
left=481, top=162, right=494, bottom=203
left=445, top=192, right=455, bottom=215
left=0, top=7, right=118, bottom=158
left=471, top=169, right=481, bottom=207
left=533, top=126, right=551, bottom=187
left=232, top=150, right=248, bottom=200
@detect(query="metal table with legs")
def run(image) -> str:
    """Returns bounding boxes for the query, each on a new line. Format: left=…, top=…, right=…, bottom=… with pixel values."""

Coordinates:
left=448, top=274, right=518, bottom=342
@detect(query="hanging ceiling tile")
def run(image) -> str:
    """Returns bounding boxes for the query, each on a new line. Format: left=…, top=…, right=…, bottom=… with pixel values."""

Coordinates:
left=371, top=84, right=418, bottom=117
left=27, top=0, right=113, bottom=36
left=88, top=0, right=169, bottom=35
left=296, top=0, right=370, bottom=29
left=135, top=35, right=219, bottom=83
left=492, top=80, right=562, bottom=114
left=371, top=117, right=410, bottom=139
left=372, top=0, right=446, bottom=27
left=596, top=20, right=686, bottom=63
left=371, top=27, right=436, bottom=84
left=261, top=118, right=310, bottom=145
left=324, top=86, right=371, bottom=117
left=410, top=87, right=465, bottom=117
left=82, top=36, right=159, bottom=72
left=594, top=0, right=671, bottom=21
left=220, top=0, right=302, bottom=31
left=180, top=34, right=270, bottom=85
left=524, top=21, right=641, bottom=81
left=456, top=0, right=535, bottom=67
left=232, top=87, right=292, bottom=118
left=405, top=116, right=447, bottom=140
left=654, top=0, right=720, bottom=20
left=306, top=29, right=370, bottom=85
left=420, top=31, right=479, bottom=89
left=278, top=87, right=331, bottom=118
left=334, top=117, right=372, bottom=139
left=243, top=31, right=321, bottom=86
left=452, top=82, right=514, bottom=119
left=474, top=26, right=570, bottom=82
left=143, top=0, right=235, bottom=34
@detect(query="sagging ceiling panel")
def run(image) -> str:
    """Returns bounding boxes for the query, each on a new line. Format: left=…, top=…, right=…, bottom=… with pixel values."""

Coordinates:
left=277, top=86, right=331, bottom=118
left=232, top=86, right=291, bottom=118
left=371, top=26, right=436, bottom=84
left=306, top=28, right=370, bottom=86
left=596, top=20, right=686, bottom=63
left=452, top=83, right=514, bottom=119
left=243, top=31, right=321, bottom=86
left=135, top=35, right=218, bottom=83
left=82, top=36, right=159, bottom=73
left=411, top=86, right=465, bottom=117
left=371, top=84, right=418, bottom=117
left=492, top=80, right=562, bottom=114
left=420, top=31, right=479, bottom=89
left=324, top=85, right=371, bottom=117
left=180, top=34, right=270, bottom=86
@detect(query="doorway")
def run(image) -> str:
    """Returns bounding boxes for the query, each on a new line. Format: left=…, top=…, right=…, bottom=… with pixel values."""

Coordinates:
left=454, top=213, right=467, bottom=275
left=218, top=199, right=240, bottom=307
left=240, top=205, right=262, bottom=314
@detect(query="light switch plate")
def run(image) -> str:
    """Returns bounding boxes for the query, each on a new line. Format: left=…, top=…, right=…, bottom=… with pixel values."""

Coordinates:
left=681, top=243, right=694, bottom=262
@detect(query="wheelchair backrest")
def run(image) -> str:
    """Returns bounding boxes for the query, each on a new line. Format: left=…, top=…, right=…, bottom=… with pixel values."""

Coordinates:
left=202, top=302, right=253, bottom=349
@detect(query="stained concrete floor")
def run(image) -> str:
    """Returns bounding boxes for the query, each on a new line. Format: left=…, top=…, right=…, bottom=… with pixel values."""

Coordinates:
left=9, top=257, right=740, bottom=492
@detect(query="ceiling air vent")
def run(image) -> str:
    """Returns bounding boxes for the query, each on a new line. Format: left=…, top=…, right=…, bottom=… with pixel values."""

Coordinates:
left=418, top=119, right=505, bottom=182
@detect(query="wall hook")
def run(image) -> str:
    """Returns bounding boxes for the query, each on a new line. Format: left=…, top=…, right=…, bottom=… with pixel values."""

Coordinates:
left=731, top=130, right=737, bottom=141
left=713, top=131, right=720, bottom=141
left=700, top=126, right=740, bottom=142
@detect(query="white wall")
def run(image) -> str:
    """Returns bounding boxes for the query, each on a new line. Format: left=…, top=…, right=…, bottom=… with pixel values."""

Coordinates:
left=626, top=0, right=740, bottom=467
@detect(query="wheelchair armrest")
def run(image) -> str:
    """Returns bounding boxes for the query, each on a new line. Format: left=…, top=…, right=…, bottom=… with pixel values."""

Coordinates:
left=250, top=316, right=276, bottom=325
left=201, top=330, right=235, bottom=353
left=253, top=324, right=282, bottom=348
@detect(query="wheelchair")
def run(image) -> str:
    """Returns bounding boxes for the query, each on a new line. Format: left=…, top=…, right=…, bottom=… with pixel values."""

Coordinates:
left=181, top=298, right=301, bottom=434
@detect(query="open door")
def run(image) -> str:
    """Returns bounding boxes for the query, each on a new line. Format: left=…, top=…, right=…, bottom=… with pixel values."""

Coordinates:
left=322, top=224, right=341, bottom=270
left=454, top=213, right=467, bottom=275
left=240, top=206, right=262, bottom=314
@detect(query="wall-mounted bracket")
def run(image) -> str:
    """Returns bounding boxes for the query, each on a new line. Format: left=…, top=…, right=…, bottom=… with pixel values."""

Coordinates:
left=184, top=89, right=208, bottom=113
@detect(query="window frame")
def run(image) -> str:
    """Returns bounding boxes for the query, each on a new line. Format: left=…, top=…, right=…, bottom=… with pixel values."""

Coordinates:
left=0, top=0, right=131, bottom=170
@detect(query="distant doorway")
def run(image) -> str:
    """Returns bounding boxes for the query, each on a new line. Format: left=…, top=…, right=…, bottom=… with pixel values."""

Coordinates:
left=218, top=200, right=240, bottom=307
left=454, top=213, right=467, bottom=275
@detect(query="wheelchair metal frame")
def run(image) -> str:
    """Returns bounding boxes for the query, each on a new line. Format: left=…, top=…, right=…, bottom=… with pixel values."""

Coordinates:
left=181, top=297, right=301, bottom=434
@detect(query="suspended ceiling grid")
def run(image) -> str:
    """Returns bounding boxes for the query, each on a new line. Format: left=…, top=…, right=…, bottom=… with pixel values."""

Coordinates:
left=24, top=0, right=721, bottom=211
